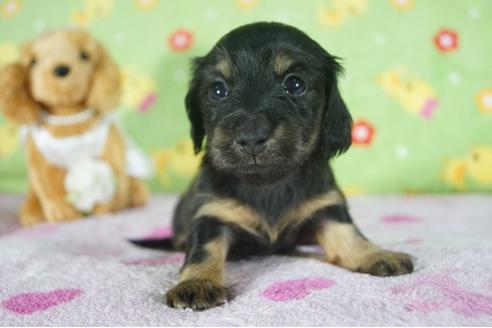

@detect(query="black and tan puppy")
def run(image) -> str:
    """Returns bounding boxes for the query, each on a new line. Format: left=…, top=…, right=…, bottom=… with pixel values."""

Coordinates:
left=133, top=22, right=413, bottom=310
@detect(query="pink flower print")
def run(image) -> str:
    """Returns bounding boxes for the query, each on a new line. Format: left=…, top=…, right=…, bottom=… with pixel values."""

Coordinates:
left=168, top=29, right=193, bottom=52
left=434, top=29, right=459, bottom=52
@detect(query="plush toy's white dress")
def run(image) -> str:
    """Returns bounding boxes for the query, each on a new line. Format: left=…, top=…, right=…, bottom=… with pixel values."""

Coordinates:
left=21, top=109, right=153, bottom=212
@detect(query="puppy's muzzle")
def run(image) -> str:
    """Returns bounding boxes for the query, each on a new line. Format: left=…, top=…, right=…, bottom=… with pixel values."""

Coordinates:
left=233, top=119, right=270, bottom=157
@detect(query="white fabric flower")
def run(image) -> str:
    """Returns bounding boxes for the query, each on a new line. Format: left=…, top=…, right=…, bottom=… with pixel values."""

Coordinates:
left=64, top=158, right=115, bottom=212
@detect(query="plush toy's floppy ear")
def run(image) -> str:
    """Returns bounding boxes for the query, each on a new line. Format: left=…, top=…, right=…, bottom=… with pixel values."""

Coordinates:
left=185, top=58, right=206, bottom=154
left=0, top=61, right=39, bottom=125
left=319, top=56, right=353, bottom=160
left=86, top=42, right=121, bottom=113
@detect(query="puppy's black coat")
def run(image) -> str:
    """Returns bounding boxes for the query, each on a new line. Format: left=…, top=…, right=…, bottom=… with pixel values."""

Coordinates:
left=133, top=22, right=413, bottom=311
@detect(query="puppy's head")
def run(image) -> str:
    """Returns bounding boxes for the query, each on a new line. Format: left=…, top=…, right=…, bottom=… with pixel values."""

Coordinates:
left=0, top=28, right=120, bottom=124
left=186, top=22, right=352, bottom=185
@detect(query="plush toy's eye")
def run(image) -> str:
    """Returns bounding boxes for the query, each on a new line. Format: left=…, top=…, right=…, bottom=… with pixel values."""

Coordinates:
left=209, top=81, right=229, bottom=100
left=283, top=75, right=306, bottom=95
left=30, top=57, right=37, bottom=66
left=80, top=51, right=90, bottom=61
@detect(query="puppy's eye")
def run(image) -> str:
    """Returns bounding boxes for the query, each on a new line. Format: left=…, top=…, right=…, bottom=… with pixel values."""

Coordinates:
left=30, top=57, right=37, bottom=66
left=209, top=81, right=229, bottom=100
left=283, top=75, right=305, bottom=95
left=79, top=51, right=90, bottom=61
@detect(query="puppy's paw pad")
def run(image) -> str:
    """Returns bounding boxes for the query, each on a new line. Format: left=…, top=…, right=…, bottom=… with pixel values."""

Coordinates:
left=358, top=251, right=413, bottom=277
left=165, top=279, right=229, bottom=311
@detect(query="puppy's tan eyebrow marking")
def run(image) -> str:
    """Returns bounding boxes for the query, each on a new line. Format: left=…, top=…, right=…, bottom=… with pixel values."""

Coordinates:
left=215, top=59, right=232, bottom=79
left=273, top=53, right=294, bottom=75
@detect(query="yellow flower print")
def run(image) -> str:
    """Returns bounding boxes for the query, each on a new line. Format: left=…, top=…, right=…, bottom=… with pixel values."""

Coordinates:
left=0, top=43, right=18, bottom=64
left=0, top=123, right=18, bottom=157
left=0, top=0, right=21, bottom=18
left=153, top=138, right=203, bottom=187
left=378, top=68, right=438, bottom=119
left=317, top=0, right=368, bottom=27
left=476, top=88, right=492, bottom=114
left=442, top=146, right=492, bottom=190
left=70, top=0, right=114, bottom=27
left=120, top=68, right=157, bottom=112
left=389, top=0, right=414, bottom=11
left=133, top=0, right=158, bottom=11
left=236, top=0, right=259, bottom=11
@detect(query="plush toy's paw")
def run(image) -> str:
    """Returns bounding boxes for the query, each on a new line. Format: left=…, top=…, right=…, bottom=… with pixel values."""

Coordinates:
left=357, top=250, right=414, bottom=277
left=19, top=196, right=45, bottom=226
left=129, top=178, right=149, bottom=207
left=92, top=202, right=115, bottom=216
left=43, top=201, right=81, bottom=223
left=165, top=279, right=229, bottom=311
left=92, top=194, right=128, bottom=215
left=19, top=211, right=44, bottom=226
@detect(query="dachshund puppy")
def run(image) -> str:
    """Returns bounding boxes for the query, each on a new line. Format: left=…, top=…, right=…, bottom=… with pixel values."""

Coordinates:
left=134, top=22, right=413, bottom=310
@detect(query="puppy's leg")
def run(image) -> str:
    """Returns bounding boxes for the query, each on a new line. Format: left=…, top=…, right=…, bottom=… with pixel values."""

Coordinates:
left=166, top=217, right=230, bottom=310
left=314, top=206, right=413, bottom=276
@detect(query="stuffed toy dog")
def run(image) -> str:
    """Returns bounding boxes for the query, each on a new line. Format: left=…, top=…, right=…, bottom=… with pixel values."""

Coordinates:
left=0, top=28, right=153, bottom=226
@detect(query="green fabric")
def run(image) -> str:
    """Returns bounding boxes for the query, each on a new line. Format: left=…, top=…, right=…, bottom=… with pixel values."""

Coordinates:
left=0, top=0, right=491, bottom=194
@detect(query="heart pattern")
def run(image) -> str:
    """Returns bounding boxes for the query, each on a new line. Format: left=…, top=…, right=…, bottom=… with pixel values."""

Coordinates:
left=262, top=277, right=335, bottom=301
left=2, top=289, right=83, bottom=315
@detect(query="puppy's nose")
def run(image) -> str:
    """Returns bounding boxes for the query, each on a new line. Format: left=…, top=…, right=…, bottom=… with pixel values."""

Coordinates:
left=234, top=127, right=270, bottom=156
left=53, top=65, right=70, bottom=77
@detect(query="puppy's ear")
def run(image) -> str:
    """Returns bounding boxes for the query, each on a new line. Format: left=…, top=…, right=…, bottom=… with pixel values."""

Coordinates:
left=86, top=41, right=121, bottom=113
left=0, top=44, right=39, bottom=124
left=185, top=58, right=205, bottom=154
left=320, top=56, right=352, bottom=159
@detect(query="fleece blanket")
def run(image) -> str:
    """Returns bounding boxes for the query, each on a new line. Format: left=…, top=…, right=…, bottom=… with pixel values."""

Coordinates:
left=0, top=194, right=491, bottom=326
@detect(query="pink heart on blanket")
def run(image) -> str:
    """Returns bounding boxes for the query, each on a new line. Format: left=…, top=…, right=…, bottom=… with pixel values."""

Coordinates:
left=2, top=289, right=83, bottom=315
left=142, top=226, right=173, bottom=240
left=382, top=214, right=421, bottom=224
left=123, top=253, right=184, bottom=266
left=392, top=274, right=492, bottom=317
left=262, top=277, right=335, bottom=301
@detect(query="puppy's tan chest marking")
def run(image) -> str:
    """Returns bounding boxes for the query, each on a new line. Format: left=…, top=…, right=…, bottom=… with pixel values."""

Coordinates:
left=193, top=189, right=344, bottom=242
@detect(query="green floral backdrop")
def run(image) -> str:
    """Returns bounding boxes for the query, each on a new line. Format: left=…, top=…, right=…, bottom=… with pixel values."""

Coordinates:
left=0, top=0, right=491, bottom=194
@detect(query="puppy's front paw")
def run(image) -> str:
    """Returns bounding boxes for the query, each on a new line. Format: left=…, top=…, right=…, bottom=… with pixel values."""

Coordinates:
left=358, top=250, right=413, bottom=277
left=165, top=279, right=229, bottom=311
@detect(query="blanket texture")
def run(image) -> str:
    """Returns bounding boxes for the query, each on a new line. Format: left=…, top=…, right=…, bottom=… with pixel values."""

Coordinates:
left=0, top=194, right=491, bottom=326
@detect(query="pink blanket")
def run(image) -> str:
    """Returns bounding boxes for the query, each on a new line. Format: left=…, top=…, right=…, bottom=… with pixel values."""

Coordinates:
left=1, top=194, right=491, bottom=326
